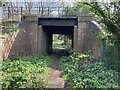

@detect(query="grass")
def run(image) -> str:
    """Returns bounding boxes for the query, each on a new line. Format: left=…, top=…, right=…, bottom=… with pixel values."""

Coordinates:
left=53, top=39, right=72, bottom=50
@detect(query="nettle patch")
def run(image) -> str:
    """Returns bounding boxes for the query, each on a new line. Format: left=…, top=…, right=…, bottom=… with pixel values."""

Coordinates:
left=1, top=54, right=51, bottom=89
left=60, top=53, right=119, bottom=88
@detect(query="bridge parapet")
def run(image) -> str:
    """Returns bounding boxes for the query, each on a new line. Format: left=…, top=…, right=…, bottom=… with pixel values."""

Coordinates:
left=22, top=14, right=38, bottom=21
left=78, top=14, right=94, bottom=22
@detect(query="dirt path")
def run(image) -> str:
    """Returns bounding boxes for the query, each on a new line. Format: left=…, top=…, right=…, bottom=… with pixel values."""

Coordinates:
left=48, top=54, right=65, bottom=88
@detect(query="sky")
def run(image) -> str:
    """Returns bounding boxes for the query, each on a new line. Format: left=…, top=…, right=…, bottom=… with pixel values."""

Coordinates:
left=8, top=0, right=76, bottom=2
left=7, top=0, right=117, bottom=3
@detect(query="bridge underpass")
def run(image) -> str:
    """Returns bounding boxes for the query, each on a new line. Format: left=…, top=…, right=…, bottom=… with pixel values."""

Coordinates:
left=1, top=15, right=102, bottom=60
left=38, top=17, right=77, bottom=54
left=43, top=26, right=74, bottom=54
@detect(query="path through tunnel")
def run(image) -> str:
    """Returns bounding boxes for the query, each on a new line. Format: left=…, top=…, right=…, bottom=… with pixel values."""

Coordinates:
left=43, top=26, right=74, bottom=56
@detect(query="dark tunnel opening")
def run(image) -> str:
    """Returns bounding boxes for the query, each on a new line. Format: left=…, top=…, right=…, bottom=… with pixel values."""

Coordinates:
left=42, top=26, right=74, bottom=56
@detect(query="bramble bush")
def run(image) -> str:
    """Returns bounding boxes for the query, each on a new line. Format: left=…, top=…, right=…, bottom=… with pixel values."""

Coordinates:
left=1, top=54, right=51, bottom=89
left=60, top=52, right=119, bottom=88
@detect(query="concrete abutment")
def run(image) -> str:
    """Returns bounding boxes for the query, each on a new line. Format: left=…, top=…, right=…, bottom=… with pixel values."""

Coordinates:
left=1, top=14, right=103, bottom=60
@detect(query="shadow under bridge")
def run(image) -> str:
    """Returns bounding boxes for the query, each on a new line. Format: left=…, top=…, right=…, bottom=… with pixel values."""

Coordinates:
left=38, top=17, right=77, bottom=54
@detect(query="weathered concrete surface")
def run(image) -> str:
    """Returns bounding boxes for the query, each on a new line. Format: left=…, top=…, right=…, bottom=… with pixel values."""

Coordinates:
left=73, top=25, right=78, bottom=51
left=76, top=15, right=102, bottom=58
left=1, top=15, right=103, bottom=59
left=9, top=21, right=38, bottom=57
left=37, top=25, right=47, bottom=53
left=38, top=17, right=77, bottom=26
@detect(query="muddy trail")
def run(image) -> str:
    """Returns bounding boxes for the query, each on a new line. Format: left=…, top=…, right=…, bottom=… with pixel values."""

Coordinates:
left=48, top=49, right=69, bottom=88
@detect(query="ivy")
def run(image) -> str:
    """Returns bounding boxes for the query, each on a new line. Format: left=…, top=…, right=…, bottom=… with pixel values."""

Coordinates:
left=60, top=53, right=119, bottom=88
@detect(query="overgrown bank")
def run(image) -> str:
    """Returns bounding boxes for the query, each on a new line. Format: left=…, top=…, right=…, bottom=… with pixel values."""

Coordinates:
left=60, top=52, right=119, bottom=88
left=1, top=54, right=51, bottom=89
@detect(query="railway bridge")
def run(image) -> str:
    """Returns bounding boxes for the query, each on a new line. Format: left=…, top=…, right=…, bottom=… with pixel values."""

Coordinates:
left=1, top=14, right=102, bottom=60
left=0, top=2, right=103, bottom=59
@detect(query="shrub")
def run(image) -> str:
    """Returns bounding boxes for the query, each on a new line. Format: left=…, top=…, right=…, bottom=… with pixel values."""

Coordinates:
left=102, top=45, right=120, bottom=72
left=60, top=53, right=119, bottom=88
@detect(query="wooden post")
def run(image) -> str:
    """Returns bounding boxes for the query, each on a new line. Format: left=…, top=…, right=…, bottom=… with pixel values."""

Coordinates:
left=8, top=7, right=10, bottom=19
left=42, top=7, right=43, bottom=17
left=21, top=7, right=23, bottom=21
left=58, top=7, right=60, bottom=17
left=41, top=2, right=43, bottom=17
left=12, top=6, right=14, bottom=20
left=48, top=7, right=49, bottom=17
left=39, top=7, right=40, bottom=15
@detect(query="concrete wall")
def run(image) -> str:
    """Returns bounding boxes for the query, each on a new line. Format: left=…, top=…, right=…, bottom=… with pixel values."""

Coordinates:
left=37, top=25, right=47, bottom=53
left=73, top=25, right=78, bottom=51
left=8, top=21, right=38, bottom=58
left=75, top=15, right=102, bottom=58
left=1, top=15, right=47, bottom=59
left=0, top=15, right=103, bottom=59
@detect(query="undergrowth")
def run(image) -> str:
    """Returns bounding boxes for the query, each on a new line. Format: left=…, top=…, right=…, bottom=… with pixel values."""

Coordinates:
left=1, top=54, right=51, bottom=89
left=60, top=52, right=119, bottom=88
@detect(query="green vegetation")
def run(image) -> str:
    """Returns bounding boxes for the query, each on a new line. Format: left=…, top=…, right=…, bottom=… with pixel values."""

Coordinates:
left=60, top=52, right=119, bottom=88
left=63, top=1, right=120, bottom=59
left=2, top=20, right=18, bottom=34
left=53, top=39, right=71, bottom=50
left=82, top=2, right=120, bottom=72
left=1, top=1, right=120, bottom=89
left=0, top=0, right=8, bottom=7
left=82, top=2, right=120, bottom=37
left=53, top=34, right=72, bottom=50
left=61, top=0, right=120, bottom=88
left=62, top=1, right=92, bottom=17
left=1, top=54, right=51, bottom=89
